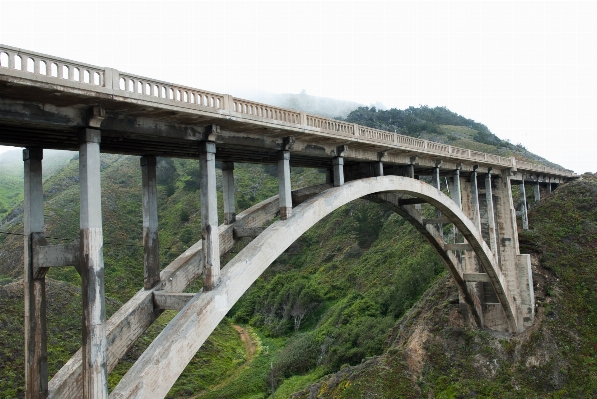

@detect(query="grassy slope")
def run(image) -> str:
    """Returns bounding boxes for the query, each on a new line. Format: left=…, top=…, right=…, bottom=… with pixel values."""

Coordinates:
left=291, top=175, right=597, bottom=399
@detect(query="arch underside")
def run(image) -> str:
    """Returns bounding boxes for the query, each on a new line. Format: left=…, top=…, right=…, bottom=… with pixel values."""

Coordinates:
left=106, top=176, right=518, bottom=399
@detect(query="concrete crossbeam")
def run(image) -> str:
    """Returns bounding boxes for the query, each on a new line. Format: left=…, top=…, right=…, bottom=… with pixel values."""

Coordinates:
left=423, top=217, right=452, bottom=225
left=464, top=273, right=490, bottom=282
left=233, top=227, right=266, bottom=238
left=153, top=292, right=195, bottom=311
left=444, top=243, right=473, bottom=251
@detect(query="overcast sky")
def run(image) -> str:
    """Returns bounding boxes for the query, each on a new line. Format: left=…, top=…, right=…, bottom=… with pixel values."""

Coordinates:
left=0, top=1, right=595, bottom=173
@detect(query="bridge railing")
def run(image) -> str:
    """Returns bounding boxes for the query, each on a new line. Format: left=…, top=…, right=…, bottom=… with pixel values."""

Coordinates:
left=116, top=71, right=225, bottom=112
left=0, top=46, right=105, bottom=87
left=0, top=44, right=576, bottom=178
left=231, top=97, right=301, bottom=125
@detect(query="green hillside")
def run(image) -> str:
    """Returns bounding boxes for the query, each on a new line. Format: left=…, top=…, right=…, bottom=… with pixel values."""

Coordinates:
left=291, top=174, right=597, bottom=399
left=0, top=103, right=580, bottom=398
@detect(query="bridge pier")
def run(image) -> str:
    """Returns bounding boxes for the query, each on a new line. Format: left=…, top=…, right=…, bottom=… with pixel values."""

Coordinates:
left=78, top=129, right=108, bottom=398
left=141, top=156, right=160, bottom=289
left=278, top=151, right=292, bottom=219
left=222, top=162, right=236, bottom=224
left=200, top=141, right=220, bottom=290
left=23, top=148, right=48, bottom=399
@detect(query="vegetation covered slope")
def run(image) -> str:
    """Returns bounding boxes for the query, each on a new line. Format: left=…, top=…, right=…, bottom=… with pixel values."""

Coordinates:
left=290, top=174, right=597, bottom=399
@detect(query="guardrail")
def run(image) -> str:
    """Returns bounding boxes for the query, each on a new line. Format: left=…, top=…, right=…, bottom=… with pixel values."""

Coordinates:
left=0, top=45, right=576, bottom=178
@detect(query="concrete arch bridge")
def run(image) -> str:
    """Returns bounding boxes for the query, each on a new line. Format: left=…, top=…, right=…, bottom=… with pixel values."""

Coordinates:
left=0, top=45, right=576, bottom=398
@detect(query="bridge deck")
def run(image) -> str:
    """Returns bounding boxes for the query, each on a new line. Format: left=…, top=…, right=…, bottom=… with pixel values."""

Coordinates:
left=0, top=44, right=575, bottom=181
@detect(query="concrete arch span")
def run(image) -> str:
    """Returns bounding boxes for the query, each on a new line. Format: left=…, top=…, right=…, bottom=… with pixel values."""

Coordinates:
left=110, top=176, right=518, bottom=399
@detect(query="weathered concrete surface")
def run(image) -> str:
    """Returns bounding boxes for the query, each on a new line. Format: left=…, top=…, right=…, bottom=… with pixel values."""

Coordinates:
left=278, top=151, right=292, bottom=219
left=109, top=176, right=519, bottom=399
left=23, top=148, right=48, bottom=399
left=78, top=129, right=108, bottom=399
left=141, top=156, right=160, bottom=289
left=199, top=140, right=220, bottom=290
left=222, top=162, right=236, bottom=224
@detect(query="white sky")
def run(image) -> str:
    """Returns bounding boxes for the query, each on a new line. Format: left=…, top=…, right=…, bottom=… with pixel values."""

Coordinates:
left=0, top=1, right=595, bottom=173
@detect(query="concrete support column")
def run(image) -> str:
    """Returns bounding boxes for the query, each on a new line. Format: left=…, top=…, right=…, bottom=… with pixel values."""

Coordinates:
left=333, top=157, right=344, bottom=187
left=199, top=141, right=220, bottom=290
left=374, top=161, right=383, bottom=177
left=520, top=182, right=529, bottom=230
left=141, top=156, right=160, bottom=290
left=534, top=181, right=541, bottom=203
left=450, top=169, right=462, bottom=245
left=470, top=168, right=482, bottom=232
left=23, top=148, right=48, bottom=399
left=278, top=151, right=292, bottom=219
left=485, top=170, right=498, bottom=259
left=78, top=129, right=108, bottom=399
left=431, top=166, right=443, bottom=237
left=406, top=164, right=415, bottom=179
left=222, top=162, right=236, bottom=224
left=547, top=181, right=552, bottom=193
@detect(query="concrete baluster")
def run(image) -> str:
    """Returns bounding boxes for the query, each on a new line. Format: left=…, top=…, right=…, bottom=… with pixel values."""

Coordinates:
left=222, top=162, right=236, bottom=224
left=141, top=156, right=160, bottom=289
left=200, top=141, right=220, bottom=290
left=79, top=129, right=108, bottom=399
left=278, top=151, right=292, bottom=219
left=23, top=148, right=48, bottom=399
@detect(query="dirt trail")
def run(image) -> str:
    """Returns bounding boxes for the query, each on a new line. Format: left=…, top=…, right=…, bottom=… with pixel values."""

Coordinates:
left=190, top=325, right=257, bottom=398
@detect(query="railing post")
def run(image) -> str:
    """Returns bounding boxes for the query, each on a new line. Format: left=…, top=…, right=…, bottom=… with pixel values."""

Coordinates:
left=78, top=129, right=108, bottom=399
left=23, top=147, right=48, bottom=399
left=222, top=162, right=236, bottom=224
left=200, top=141, right=220, bottom=290
left=278, top=151, right=292, bottom=219
left=141, top=156, right=160, bottom=289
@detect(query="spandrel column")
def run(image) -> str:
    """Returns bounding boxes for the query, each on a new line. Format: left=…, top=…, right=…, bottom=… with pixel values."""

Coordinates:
left=79, top=129, right=108, bottom=399
left=222, top=162, right=236, bottom=224
left=23, top=147, right=48, bottom=399
left=278, top=151, right=292, bottom=219
left=200, top=141, right=220, bottom=290
left=141, top=156, right=160, bottom=289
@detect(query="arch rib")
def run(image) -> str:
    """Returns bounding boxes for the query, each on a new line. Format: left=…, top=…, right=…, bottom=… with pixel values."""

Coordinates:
left=110, top=176, right=519, bottom=399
